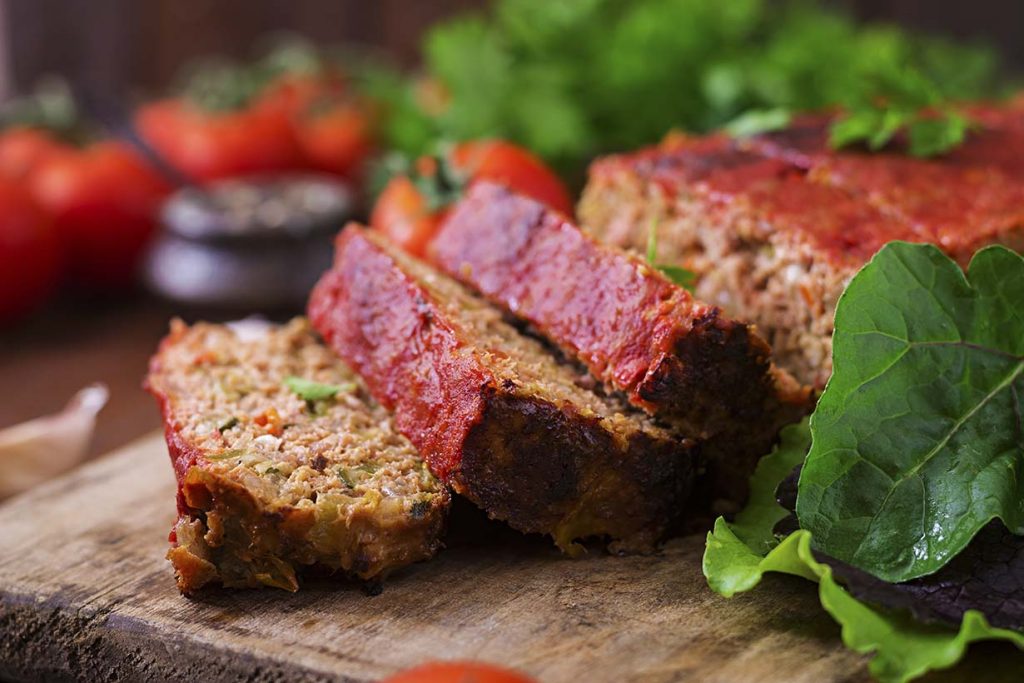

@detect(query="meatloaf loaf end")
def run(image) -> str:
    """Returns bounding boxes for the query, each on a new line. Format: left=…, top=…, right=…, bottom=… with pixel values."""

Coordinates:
left=578, top=134, right=920, bottom=390
left=309, top=226, right=697, bottom=553
left=430, top=181, right=810, bottom=504
left=146, top=318, right=449, bottom=594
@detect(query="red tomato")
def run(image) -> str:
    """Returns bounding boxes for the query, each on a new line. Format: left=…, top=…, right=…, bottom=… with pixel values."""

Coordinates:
left=371, top=139, right=572, bottom=257
left=257, top=73, right=346, bottom=119
left=293, top=102, right=373, bottom=179
left=370, top=175, right=444, bottom=258
left=451, top=140, right=573, bottom=216
left=0, top=127, right=68, bottom=181
left=134, top=98, right=302, bottom=183
left=0, top=178, right=61, bottom=324
left=259, top=74, right=374, bottom=180
left=29, top=141, right=171, bottom=290
left=382, top=661, right=536, bottom=683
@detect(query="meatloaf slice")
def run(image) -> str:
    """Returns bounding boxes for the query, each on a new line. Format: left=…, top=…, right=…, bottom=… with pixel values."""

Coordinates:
left=309, top=227, right=696, bottom=553
left=430, top=181, right=809, bottom=503
left=579, top=134, right=919, bottom=389
left=146, top=318, right=448, bottom=594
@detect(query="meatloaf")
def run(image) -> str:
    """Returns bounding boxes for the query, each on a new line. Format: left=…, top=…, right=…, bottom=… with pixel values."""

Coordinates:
left=309, top=227, right=696, bottom=553
left=430, top=181, right=809, bottom=502
left=579, top=121, right=1024, bottom=389
left=146, top=318, right=448, bottom=594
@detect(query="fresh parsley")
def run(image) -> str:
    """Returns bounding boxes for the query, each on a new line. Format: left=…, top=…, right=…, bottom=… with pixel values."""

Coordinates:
left=373, top=0, right=1002, bottom=173
left=827, top=67, right=974, bottom=157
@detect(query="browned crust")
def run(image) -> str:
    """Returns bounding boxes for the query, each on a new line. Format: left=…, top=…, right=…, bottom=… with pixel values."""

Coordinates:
left=432, top=182, right=808, bottom=506
left=460, top=389, right=694, bottom=553
left=309, top=226, right=697, bottom=552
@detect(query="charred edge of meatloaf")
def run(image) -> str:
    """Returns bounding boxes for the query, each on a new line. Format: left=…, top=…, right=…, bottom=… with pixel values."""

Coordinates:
left=169, top=468, right=448, bottom=594
left=146, top=319, right=449, bottom=594
left=312, top=228, right=697, bottom=553
left=638, top=306, right=810, bottom=510
left=458, top=387, right=697, bottom=554
left=638, top=308, right=774, bottom=435
left=579, top=171, right=844, bottom=390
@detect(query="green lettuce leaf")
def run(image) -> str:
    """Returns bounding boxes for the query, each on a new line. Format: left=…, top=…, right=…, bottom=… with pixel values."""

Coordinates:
left=797, top=243, right=1024, bottom=582
left=705, top=524, right=1024, bottom=683
left=703, top=418, right=1024, bottom=683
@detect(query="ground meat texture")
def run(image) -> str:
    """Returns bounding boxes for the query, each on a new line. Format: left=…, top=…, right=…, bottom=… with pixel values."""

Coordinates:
left=430, top=181, right=809, bottom=506
left=145, top=318, right=449, bottom=594
left=579, top=123, right=1024, bottom=390
left=309, top=227, right=697, bottom=553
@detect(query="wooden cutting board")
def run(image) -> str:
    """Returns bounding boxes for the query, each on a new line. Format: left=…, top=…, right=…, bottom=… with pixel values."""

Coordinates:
left=0, top=434, right=1018, bottom=682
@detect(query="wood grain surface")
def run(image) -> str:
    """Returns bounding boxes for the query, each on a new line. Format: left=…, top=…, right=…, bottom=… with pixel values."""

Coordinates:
left=0, top=434, right=1019, bottom=682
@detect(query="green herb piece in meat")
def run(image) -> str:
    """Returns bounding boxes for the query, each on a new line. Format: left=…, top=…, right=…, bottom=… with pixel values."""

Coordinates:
left=217, top=416, right=239, bottom=433
left=646, top=218, right=696, bottom=292
left=796, top=242, right=1024, bottom=583
left=206, top=448, right=246, bottom=461
left=284, top=376, right=355, bottom=402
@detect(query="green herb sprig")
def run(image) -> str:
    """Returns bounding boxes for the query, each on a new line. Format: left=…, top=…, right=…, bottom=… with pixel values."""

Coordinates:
left=372, top=0, right=1002, bottom=173
left=646, top=219, right=696, bottom=291
left=828, top=67, right=974, bottom=157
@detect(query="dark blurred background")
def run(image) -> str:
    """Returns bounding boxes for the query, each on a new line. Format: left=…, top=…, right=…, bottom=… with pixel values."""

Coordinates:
left=3, top=0, right=1023, bottom=99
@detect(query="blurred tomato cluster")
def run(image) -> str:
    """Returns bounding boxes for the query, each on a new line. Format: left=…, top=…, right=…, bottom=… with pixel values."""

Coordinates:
left=0, top=44, right=376, bottom=327
left=0, top=128, right=172, bottom=324
left=0, top=40, right=573, bottom=328
left=135, top=71, right=373, bottom=184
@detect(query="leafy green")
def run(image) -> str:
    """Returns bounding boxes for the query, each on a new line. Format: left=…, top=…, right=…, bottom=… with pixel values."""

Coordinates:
left=374, top=0, right=1004, bottom=173
left=283, top=376, right=353, bottom=402
left=796, top=243, right=1024, bottom=582
left=703, top=419, right=811, bottom=595
left=704, top=420, right=1024, bottom=682
left=706, top=524, right=1024, bottom=683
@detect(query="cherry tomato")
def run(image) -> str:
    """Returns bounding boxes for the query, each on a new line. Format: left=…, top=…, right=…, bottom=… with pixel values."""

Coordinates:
left=371, top=139, right=572, bottom=257
left=0, top=178, right=61, bottom=324
left=370, top=175, right=445, bottom=258
left=381, top=661, right=537, bottom=683
left=259, top=74, right=374, bottom=180
left=451, top=140, right=572, bottom=216
left=0, top=127, right=68, bottom=181
left=293, top=102, right=373, bottom=179
left=29, top=141, right=171, bottom=290
left=134, top=98, right=302, bottom=183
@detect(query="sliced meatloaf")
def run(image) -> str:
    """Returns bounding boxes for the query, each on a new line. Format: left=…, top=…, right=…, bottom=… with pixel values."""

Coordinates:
left=579, top=124, right=1024, bottom=389
left=579, top=134, right=915, bottom=389
left=429, top=181, right=809, bottom=503
left=309, top=226, right=696, bottom=553
left=146, top=318, right=448, bottom=594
